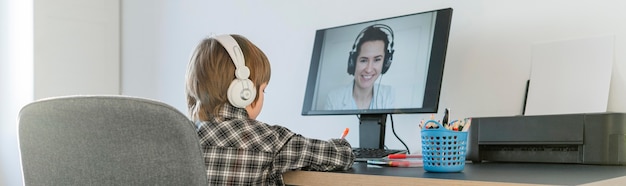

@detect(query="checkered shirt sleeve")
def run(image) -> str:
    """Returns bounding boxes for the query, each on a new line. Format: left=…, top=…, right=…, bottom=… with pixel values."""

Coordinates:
left=195, top=104, right=355, bottom=185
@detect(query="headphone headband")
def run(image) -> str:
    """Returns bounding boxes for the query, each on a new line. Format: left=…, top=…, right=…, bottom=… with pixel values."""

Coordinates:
left=351, top=24, right=395, bottom=52
left=213, top=34, right=256, bottom=108
left=214, top=35, right=250, bottom=80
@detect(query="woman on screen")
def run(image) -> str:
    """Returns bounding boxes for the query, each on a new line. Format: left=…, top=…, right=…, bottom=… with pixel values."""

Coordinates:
left=325, top=24, right=396, bottom=110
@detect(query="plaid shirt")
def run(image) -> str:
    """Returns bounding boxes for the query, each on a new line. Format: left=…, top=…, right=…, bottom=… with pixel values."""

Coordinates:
left=195, top=104, right=355, bottom=185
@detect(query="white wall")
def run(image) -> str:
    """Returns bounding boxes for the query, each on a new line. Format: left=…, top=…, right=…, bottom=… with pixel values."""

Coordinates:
left=122, top=0, right=626, bottom=154
left=3, top=1, right=626, bottom=185
left=34, top=0, right=120, bottom=99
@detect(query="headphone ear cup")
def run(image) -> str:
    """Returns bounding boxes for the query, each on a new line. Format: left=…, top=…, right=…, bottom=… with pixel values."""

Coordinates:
left=347, top=51, right=356, bottom=75
left=227, top=78, right=256, bottom=108
left=382, top=49, right=394, bottom=74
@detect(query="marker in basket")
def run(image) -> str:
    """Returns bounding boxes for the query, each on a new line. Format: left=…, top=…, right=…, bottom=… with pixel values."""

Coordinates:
left=451, top=120, right=460, bottom=131
left=462, top=118, right=472, bottom=132
left=457, top=119, right=466, bottom=131
left=424, top=120, right=438, bottom=129
left=442, top=108, right=450, bottom=127
left=340, top=128, right=349, bottom=139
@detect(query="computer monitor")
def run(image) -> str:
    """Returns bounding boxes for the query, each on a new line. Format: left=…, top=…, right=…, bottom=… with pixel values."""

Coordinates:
left=301, top=8, right=453, bottom=149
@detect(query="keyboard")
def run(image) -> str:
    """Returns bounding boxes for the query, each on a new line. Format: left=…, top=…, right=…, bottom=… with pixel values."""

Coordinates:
left=352, top=148, right=406, bottom=162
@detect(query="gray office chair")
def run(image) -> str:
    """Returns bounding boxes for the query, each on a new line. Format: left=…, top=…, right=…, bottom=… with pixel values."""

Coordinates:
left=18, top=95, right=208, bottom=185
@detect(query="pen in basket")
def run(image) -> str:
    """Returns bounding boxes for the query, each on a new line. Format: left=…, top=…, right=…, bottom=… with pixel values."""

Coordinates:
left=442, top=108, right=450, bottom=127
left=419, top=114, right=438, bottom=129
left=461, top=118, right=472, bottom=132
left=420, top=117, right=472, bottom=131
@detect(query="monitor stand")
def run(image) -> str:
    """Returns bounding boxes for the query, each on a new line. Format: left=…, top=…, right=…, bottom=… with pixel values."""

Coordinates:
left=358, top=114, right=387, bottom=149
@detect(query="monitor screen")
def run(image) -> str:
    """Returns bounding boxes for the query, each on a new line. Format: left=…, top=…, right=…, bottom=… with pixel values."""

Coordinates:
left=302, top=8, right=453, bottom=116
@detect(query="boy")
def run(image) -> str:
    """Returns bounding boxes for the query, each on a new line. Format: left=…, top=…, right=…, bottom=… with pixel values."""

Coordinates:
left=185, top=34, right=355, bottom=185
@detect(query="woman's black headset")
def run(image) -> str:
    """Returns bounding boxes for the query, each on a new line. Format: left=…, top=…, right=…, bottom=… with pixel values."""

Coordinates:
left=347, top=24, right=395, bottom=75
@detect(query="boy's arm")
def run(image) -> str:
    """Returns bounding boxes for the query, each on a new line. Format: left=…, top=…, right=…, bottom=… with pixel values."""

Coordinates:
left=274, top=135, right=355, bottom=172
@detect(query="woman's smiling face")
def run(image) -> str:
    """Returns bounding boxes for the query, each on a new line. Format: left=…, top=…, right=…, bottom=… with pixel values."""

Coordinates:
left=354, top=40, right=385, bottom=90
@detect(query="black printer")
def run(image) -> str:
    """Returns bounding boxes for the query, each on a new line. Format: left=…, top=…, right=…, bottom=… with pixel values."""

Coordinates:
left=467, top=112, right=626, bottom=165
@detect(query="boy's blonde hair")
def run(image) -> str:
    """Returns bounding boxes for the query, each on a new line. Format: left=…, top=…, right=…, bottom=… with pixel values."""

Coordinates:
left=186, top=34, right=271, bottom=121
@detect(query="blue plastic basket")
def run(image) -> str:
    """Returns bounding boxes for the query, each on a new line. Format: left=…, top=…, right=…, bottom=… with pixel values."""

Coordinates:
left=421, top=120, right=468, bottom=172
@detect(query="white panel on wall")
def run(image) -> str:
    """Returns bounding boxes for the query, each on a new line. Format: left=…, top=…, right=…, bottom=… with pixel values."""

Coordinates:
left=34, top=0, right=120, bottom=99
left=525, top=35, right=614, bottom=115
left=1, top=0, right=33, bottom=185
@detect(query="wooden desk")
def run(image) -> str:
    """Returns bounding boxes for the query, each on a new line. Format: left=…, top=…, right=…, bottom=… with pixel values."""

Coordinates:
left=283, top=162, right=626, bottom=185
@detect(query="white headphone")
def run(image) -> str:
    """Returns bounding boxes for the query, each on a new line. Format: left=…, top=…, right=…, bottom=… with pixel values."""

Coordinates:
left=213, top=34, right=256, bottom=108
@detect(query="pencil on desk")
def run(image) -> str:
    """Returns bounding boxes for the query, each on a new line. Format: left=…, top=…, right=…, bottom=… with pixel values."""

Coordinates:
left=389, top=160, right=423, bottom=167
left=367, top=159, right=423, bottom=167
left=387, top=154, right=423, bottom=159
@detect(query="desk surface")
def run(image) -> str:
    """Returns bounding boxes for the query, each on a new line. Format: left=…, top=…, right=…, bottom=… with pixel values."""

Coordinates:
left=283, top=162, right=626, bottom=185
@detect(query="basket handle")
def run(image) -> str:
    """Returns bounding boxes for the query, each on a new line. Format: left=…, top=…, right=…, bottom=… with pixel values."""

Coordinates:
left=422, top=120, right=446, bottom=130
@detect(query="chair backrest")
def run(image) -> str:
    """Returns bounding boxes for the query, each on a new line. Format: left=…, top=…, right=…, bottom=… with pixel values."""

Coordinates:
left=18, top=95, right=207, bottom=185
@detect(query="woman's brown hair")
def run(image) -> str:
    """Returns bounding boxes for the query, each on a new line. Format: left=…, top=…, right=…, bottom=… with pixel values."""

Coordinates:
left=186, top=34, right=271, bottom=121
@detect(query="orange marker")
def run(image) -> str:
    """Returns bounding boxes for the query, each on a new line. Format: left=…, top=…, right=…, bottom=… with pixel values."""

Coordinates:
left=341, top=128, right=349, bottom=139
